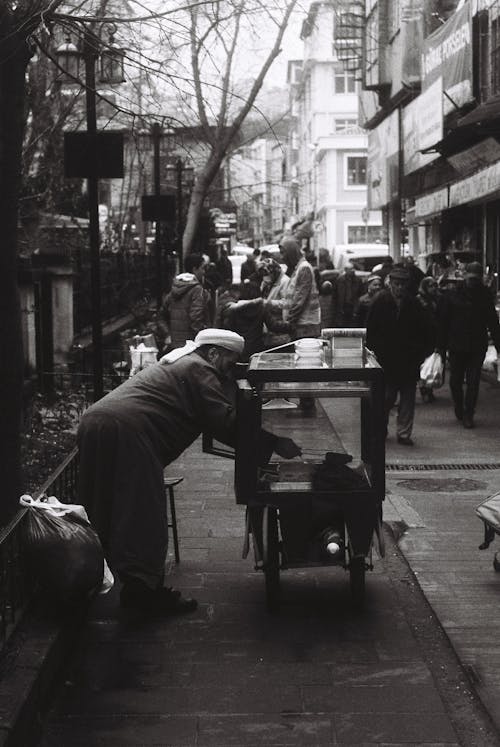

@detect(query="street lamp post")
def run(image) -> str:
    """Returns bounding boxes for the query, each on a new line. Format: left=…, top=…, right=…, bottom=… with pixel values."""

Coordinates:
left=83, top=30, right=104, bottom=401
left=57, top=25, right=124, bottom=402
left=152, top=123, right=163, bottom=306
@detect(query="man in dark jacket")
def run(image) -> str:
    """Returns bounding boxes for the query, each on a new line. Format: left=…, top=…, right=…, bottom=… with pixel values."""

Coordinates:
left=437, top=262, right=500, bottom=428
left=78, top=329, right=301, bottom=615
left=161, top=254, right=210, bottom=348
left=367, top=264, right=433, bottom=445
left=332, top=263, right=364, bottom=326
left=240, top=248, right=261, bottom=283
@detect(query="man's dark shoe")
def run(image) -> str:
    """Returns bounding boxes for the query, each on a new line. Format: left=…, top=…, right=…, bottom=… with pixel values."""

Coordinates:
left=120, top=582, right=197, bottom=615
left=454, top=406, right=463, bottom=421
left=463, top=414, right=474, bottom=429
left=397, top=436, right=414, bottom=446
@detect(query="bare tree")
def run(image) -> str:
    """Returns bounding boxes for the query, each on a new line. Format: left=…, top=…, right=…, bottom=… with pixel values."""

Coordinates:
left=180, top=0, right=298, bottom=255
left=0, top=0, right=297, bottom=521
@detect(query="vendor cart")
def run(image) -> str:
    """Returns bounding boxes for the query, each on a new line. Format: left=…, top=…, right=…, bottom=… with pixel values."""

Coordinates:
left=234, top=330, right=386, bottom=610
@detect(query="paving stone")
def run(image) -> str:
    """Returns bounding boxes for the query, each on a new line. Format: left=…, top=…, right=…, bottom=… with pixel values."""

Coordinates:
left=40, top=715, right=197, bottom=746
left=197, top=714, right=334, bottom=745
left=334, top=711, right=458, bottom=743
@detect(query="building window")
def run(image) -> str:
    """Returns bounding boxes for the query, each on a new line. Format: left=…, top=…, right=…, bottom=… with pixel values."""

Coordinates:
left=347, top=224, right=386, bottom=243
left=334, top=70, right=356, bottom=93
left=346, top=155, right=367, bottom=186
left=334, top=117, right=357, bottom=132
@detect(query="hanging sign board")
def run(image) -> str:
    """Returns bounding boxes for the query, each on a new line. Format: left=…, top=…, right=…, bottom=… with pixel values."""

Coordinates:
left=367, top=110, right=399, bottom=209
left=64, top=132, right=124, bottom=178
left=449, top=160, right=500, bottom=207
left=415, top=187, right=448, bottom=218
left=421, top=3, right=473, bottom=115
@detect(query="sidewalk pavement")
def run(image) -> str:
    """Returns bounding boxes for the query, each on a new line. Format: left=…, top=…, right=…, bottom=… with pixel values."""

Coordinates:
left=384, top=374, right=500, bottom=734
left=3, top=375, right=500, bottom=746
left=33, top=376, right=500, bottom=746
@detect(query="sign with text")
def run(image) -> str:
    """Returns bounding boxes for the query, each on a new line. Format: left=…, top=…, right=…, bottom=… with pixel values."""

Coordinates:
left=367, top=110, right=399, bottom=209
left=403, top=93, right=440, bottom=175
left=419, top=77, right=444, bottom=153
left=415, top=187, right=448, bottom=218
left=422, top=2, right=473, bottom=115
left=449, top=160, right=500, bottom=207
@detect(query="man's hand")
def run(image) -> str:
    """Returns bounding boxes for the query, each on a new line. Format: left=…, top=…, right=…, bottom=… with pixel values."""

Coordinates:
left=274, top=436, right=302, bottom=459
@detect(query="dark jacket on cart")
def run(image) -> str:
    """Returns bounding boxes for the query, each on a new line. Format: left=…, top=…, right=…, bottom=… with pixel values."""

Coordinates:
left=366, top=289, right=433, bottom=383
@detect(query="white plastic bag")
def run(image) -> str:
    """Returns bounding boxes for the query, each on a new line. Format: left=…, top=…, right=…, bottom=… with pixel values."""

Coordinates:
left=483, top=344, right=497, bottom=371
left=419, top=352, right=444, bottom=389
left=476, top=491, right=500, bottom=533
left=20, top=495, right=114, bottom=595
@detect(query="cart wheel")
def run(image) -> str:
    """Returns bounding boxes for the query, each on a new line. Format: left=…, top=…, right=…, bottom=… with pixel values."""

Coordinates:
left=263, top=507, right=280, bottom=612
left=349, top=555, right=366, bottom=610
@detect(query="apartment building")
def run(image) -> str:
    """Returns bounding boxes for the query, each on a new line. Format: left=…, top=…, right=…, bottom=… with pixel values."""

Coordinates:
left=361, top=0, right=500, bottom=289
left=289, top=0, right=384, bottom=259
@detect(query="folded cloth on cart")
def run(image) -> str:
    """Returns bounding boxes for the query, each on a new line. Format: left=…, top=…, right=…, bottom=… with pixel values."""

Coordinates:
left=476, top=491, right=500, bottom=549
left=312, top=453, right=368, bottom=491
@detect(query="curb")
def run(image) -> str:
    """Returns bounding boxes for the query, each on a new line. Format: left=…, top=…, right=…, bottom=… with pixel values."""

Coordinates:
left=0, top=608, right=85, bottom=747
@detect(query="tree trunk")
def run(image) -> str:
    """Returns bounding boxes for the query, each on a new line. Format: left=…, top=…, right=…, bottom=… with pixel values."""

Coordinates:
left=183, top=154, right=223, bottom=256
left=0, top=25, right=32, bottom=522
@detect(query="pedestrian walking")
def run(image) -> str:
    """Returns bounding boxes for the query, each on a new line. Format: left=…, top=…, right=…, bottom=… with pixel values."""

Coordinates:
left=402, top=255, right=425, bottom=296
left=437, top=261, right=500, bottom=428
left=277, top=236, right=321, bottom=340
left=260, top=258, right=290, bottom=348
left=218, top=280, right=266, bottom=360
left=366, top=264, right=433, bottom=446
left=332, top=263, right=364, bottom=326
left=160, top=253, right=210, bottom=349
left=354, top=274, right=383, bottom=327
left=277, top=236, right=321, bottom=413
left=215, top=248, right=233, bottom=288
left=416, top=276, right=440, bottom=403
left=240, top=248, right=261, bottom=283
left=77, top=329, right=301, bottom=615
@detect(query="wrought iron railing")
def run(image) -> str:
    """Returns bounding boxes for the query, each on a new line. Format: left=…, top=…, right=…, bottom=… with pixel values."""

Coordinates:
left=0, top=447, right=80, bottom=651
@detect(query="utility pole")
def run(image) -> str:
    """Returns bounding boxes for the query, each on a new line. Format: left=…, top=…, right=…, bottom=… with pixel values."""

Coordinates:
left=176, top=157, right=184, bottom=272
left=152, top=123, right=163, bottom=307
left=84, top=30, right=103, bottom=401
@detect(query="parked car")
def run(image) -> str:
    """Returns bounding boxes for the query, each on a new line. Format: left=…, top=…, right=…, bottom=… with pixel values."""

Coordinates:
left=334, top=244, right=390, bottom=278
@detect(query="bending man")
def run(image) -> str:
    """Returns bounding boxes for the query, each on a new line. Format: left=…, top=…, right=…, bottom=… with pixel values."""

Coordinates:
left=77, top=329, right=301, bottom=615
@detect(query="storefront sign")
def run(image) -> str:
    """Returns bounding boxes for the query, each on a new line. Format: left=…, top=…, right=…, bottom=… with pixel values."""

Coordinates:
left=403, top=96, right=440, bottom=175
left=449, top=160, right=500, bottom=206
left=367, top=110, right=399, bottom=209
left=415, top=187, right=448, bottom=218
left=447, top=138, right=500, bottom=175
left=422, top=3, right=473, bottom=115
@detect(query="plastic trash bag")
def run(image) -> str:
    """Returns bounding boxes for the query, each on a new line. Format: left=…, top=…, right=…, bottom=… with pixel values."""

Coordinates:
left=20, top=494, right=114, bottom=604
left=483, top=344, right=498, bottom=371
left=419, top=352, right=444, bottom=389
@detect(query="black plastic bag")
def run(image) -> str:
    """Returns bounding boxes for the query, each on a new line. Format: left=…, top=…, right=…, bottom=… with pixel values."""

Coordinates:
left=21, top=496, right=105, bottom=605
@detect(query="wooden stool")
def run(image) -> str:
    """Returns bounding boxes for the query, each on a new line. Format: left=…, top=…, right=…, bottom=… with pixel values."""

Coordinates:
left=163, top=476, right=182, bottom=563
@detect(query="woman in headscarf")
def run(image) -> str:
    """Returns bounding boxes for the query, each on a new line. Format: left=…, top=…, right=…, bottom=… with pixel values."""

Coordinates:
left=260, top=258, right=290, bottom=348
left=354, top=275, right=383, bottom=327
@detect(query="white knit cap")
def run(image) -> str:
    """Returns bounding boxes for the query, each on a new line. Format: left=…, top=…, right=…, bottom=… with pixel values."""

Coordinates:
left=161, top=328, right=245, bottom=364
left=194, top=328, right=245, bottom=353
